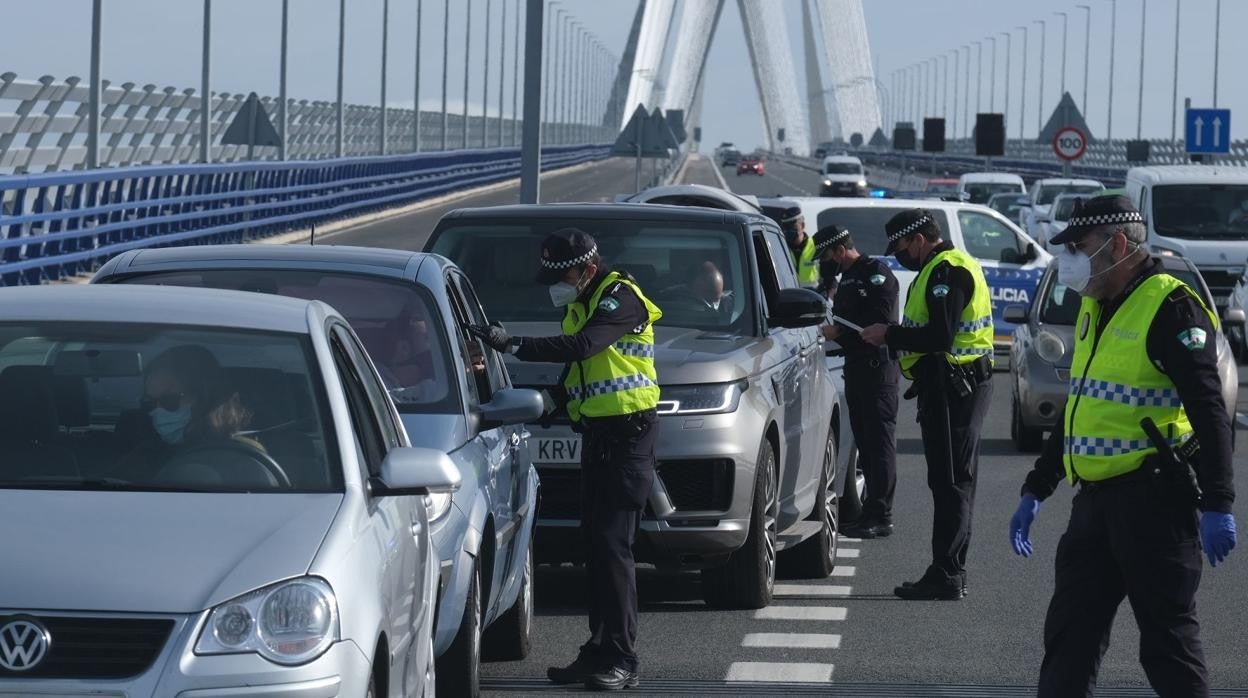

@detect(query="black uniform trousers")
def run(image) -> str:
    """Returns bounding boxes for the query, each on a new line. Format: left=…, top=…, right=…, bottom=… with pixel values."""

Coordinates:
left=915, top=375, right=991, bottom=580
left=576, top=410, right=658, bottom=674
left=1038, top=475, right=1207, bottom=698
left=844, top=357, right=900, bottom=523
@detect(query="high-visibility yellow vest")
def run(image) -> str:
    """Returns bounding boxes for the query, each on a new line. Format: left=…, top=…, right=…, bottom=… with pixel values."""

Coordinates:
left=562, top=272, right=663, bottom=421
left=791, top=236, right=819, bottom=286
left=898, top=249, right=995, bottom=379
left=1062, top=274, right=1216, bottom=483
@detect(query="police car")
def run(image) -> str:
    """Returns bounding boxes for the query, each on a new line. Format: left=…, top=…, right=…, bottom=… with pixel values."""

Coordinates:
left=793, top=197, right=1053, bottom=354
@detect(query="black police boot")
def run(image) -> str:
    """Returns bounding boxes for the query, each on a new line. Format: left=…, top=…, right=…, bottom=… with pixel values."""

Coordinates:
left=894, top=568, right=964, bottom=600
left=901, top=573, right=967, bottom=597
left=547, top=656, right=604, bottom=685
left=843, top=517, right=893, bottom=539
left=585, top=665, right=640, bottom=691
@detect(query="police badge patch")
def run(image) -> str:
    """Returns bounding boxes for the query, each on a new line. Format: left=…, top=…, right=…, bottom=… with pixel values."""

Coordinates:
left=598, top=297, right=621, bottom=313
left=932, top=284, right=950, bottom=298
left=1177, top=327, right=1207, bottom=351
left=870, top=274, right=886, bottom=286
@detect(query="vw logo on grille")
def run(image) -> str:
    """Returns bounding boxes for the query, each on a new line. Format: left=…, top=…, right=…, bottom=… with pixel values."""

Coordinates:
left=0, top=617, right=51, bottom=671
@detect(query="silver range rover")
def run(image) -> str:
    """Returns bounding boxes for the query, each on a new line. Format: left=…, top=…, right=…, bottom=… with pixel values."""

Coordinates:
left=427, top=203, right=845, bottom=609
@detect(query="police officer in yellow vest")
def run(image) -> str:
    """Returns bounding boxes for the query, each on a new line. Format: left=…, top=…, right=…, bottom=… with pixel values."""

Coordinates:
left=1009, top=196, right=1237, bottom=697
left=773, top=204, right=820, bottom=287
left=468, top=228, right=661, bottom=692
left=859, top=209, right=995, bottom=601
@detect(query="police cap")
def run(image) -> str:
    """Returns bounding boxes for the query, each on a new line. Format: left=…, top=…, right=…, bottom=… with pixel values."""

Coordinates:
left=536, top=227, right=599, bottom=285
left=884, top=208, right=940, bottom=255
left=813, top=224, right=851, bottom=253
left=1049, top=194, right=1145, bottom=246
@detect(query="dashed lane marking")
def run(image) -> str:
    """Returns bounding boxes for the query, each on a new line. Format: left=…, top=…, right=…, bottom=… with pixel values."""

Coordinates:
left=726, top=662, right=835, bottom=683
left=754, top=606, right=847, bottom=621
left=831, top=565, right=856, bottom=577
left=840, top=537, right=863, bottom=543
left=836, top=548, right=860, bottom=558
left=742, top=632, right=842, bottom=650
left=774, top=584, right=852, bottom=598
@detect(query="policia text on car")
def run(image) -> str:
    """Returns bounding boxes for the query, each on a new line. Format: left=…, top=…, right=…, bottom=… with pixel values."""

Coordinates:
left=1008, top=196, right=1238, bottom=698
left=860, top=209, right=994, bottom=601
left=468, top=229, right=661, bottom=692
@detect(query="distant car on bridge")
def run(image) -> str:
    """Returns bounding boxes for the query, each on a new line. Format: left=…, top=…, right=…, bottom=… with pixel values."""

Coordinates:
left=987, top=192, right=1030, bottom=225
left=819, top=156, right=868, bottom=197
left=718, top=149, right=742, bottom=167
left=737, top=156, right=766, bottom=176
left=956, top=172, right=1026, bottom=205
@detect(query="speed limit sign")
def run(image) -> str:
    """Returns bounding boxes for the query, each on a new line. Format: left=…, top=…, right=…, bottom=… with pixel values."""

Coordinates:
left=1053, top=126, right=1088, bottom=161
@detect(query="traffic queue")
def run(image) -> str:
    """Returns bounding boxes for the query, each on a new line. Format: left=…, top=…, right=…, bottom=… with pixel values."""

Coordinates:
left=0, top=165, right=1241, bottom=698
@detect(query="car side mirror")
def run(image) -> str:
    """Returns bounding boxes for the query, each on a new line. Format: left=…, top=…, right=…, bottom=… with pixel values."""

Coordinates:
left=770, top=288, right=828, bottom=329
left=1003, top=304, right=1028, bottom=324
left=374, top=447, right=461, bottom=497
left=1224, top=308, right=1247, bottom=326
left=1025, top=242, right=1039, bottom=262
left=479, top=387, right=545, bottom=429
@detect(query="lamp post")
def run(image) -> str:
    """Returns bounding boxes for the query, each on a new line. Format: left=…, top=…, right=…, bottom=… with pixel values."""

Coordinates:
left=1106, top=0, right=1117, bottom=141
left=988, top=36, right=997, bottom=112
left=952, top=50, right=960, bottom=139
left=1136, top=0, right=1147, bottom=139
left=1034, top=19, right=1046, bottom=133
left=1001, top=32, right=1011, bottom=139
left=1056, top=11, right=1068, bottom=98
left=482, top=0, right=491, bottom=149
left=512, top=0, right=521, bottom=146
left=963, top=45, right=971, bottom=138
left=380, top=0, right=389, bottom=155
left=974, top=40, right=983, bottom=115
left=497, top=0, right=506, bottom=147
left=1212, top=0, right=1221, bottom=107
left=462, top=0, right=472, bottom=149
left=942, top=54, right=949, bottom=125
left=413, top=0, right=422, bottom=152
left=1018, top=26, right=1028, bottom=139
left=336, top=0, right=345, bottom=157
left=1170, top=0, right=1180, bottom=140
left=1077, top=5, right=1091, bottom=121
left=440, top=0, right=450, bottom=150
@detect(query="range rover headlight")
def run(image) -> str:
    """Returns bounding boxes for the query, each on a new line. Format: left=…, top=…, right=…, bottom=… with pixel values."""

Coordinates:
left=1035, top=330, right=1067, bottom=365
left=656, top=380, right=748, bottom=415
left=196, top=577, right=339, bottom=666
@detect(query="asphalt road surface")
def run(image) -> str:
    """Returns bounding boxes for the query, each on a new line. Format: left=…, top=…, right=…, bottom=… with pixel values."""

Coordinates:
left=327, top=153, right=1248, bottom=694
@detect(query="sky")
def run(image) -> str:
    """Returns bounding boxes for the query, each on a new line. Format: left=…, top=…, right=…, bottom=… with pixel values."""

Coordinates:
left=2, top=0, right=1245, bottom=151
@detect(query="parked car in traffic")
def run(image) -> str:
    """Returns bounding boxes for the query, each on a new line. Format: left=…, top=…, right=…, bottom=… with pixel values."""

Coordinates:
left=924, top=178, right=960, bottom=199
left=737, top=156, right=766, bottom=176
left=427, top=203, right=844, bottom=609
left=0, top=284, right=459, bottom=697
left=819, top=156, right=868, bottom=197
left=719, top=149, right=742, bottom=167
left=957, top=172, right=1026, bottom=204
left=793, top=197, right=1052, bottom=354
left=987, top=192, right=1030, bottom=225
left=93, top=246, right=543, bottom=696
left=1005, top=254, right=1241, bottom=451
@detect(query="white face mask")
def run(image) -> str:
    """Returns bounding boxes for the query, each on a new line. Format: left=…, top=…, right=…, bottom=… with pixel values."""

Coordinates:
left=549, top=267, right=591, bottom=307
left=1056, top=236, right=1132, bottom=294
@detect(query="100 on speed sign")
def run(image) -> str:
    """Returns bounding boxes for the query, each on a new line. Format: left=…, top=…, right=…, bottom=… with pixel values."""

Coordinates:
left=1053, top=126, right=1087, bottom=161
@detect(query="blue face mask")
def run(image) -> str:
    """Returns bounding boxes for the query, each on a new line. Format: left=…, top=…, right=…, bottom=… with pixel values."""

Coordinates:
left=150, top=405, right=192, bottom=444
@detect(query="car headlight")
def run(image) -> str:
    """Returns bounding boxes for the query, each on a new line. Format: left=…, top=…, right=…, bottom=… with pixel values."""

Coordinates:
left=195, top=577, right=339, bottom=665
left=822, top=179, right=833, bottom=187
left=657, top=380, right=747, bottom=415
left=1034, top=330, right=1067, bottom=365
left=425, top=492, right=453, bottom=522
left=856, top=179, right=867, bottom=188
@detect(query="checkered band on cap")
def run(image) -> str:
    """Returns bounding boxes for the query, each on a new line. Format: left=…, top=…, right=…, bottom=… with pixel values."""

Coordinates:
left=539, top=244, right=598, bottom=270
left=815, top=228, right=850, bottom=252
left=887, top=215, right=931, bottom=243
left=1067, top=211, right=1144, bottom=229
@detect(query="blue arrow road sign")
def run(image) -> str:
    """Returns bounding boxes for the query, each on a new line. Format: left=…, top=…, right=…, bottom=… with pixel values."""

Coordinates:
left=1185, top=108, right=1231, bottom=154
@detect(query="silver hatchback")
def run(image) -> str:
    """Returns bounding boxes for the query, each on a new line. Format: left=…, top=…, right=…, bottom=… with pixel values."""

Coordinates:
left=0, top=285, right=458, bottom=697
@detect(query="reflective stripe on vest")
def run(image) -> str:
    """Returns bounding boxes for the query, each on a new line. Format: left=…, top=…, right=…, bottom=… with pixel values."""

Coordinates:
left=791, top=236, right=819, bottom=285
left=561, top=272, right=663, bottom=420
left=1062, top=273, right=1216, bottom=483
left=898, top=248, right=995, bottom=379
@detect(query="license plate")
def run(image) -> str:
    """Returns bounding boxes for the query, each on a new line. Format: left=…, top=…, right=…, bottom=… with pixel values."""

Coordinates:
left=536, top=437, right=581, bottom=464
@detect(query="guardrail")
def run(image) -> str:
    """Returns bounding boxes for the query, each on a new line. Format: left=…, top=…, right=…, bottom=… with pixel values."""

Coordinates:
left=0, top=144, right=609, bottom=285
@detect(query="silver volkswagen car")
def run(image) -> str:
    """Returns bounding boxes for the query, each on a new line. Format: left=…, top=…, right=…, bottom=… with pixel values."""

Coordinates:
left=94, top=246, right=545, bottom=696
left=0, top=284, right=459, bottom=697
left=428, top=203, right=844, bottom=609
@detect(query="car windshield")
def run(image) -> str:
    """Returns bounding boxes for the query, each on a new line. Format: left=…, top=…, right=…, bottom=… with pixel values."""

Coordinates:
left=1038, top=184, right=1102, bottom=206
left=118, top=270, right=458, bottom=414
left=811, top=207, right=952, bottom=257
left=989, top=195, right=1027, bottom=217
left=1041, top=267, right=1205, bottom=324
left=1051, top=196, right=1090, bottom=222
left=824, top=162, right=863, bottom=175
left=964, top=182, right=1020, bottom=204
left=0, top=322, right=340, bottom=493
left=1152, top=184, right=1248, bottom=239
left=430, top=219, right=753, bottom=332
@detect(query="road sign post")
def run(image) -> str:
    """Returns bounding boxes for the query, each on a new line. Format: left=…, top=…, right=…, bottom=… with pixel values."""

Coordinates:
left=1053, top=125, right=1087, bottom=177
left=1185, top=108, right=1231, bottom=157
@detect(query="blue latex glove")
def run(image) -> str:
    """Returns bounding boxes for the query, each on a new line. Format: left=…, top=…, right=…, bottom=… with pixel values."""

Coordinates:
left=1010, top=494, right=1041, bottom=557
left=1200, top=512, right=1238, bottom=568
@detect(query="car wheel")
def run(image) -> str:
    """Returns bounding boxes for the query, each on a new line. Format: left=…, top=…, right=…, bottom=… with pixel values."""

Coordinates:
left=437, top=561, right=482, bottom=697
left=482, top=542, right=533, bottom=661
left=365, top=665, right=379, bottom=698
left=1011, top=394, right=1044, bottom=452
left=701, top=439, right=777, bottom=609
left=782, top=423, right=839, bottom=578
left=837, top=444, right=863, bottom=524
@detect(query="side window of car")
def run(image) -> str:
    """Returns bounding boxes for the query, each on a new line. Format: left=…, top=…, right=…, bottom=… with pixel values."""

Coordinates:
left=335, top=326, right=404, bottom=450
left=958, top=210, right=1026, bottom=264
left=764, top=231, right=801, bottom=289
left=444, top=280, right=493, bottom=405
left=450, top=271, right=511, bottom=392
left=330, top=333, right=388, bottom=477
left=751, top=229, right=783, bottom=317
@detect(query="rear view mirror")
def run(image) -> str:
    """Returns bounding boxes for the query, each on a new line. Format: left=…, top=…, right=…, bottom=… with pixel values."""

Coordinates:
left=479, top=387, right=545, bottom=429
left=375, top=447, right=461, bottom=497
left=1003, top=305, right=1028, bottom=324
left=771, top=288, right=828, bottom=329
left=1224, top=308, right=1247, bottom=326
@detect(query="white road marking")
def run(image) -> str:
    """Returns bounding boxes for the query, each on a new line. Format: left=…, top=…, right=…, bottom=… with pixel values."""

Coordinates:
left=836, top=548, right=860, bottom=559
left=742, top=633, right=842, bottom=650
left=831, top=565, right=856, bottom=577
left=840, top=537, right=863, bottom=544
left=726, top=662, right=835, bottom=683
left=774, top=584, right=852, bottom=598
left=754, top=606, right=847, bottom=621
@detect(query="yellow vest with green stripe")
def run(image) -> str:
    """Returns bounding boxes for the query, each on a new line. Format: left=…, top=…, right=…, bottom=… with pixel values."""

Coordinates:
left=1062, top=274, right=1216, bottom=483
left=791, top=237, right=819, bottom=286
left=561, top=272, right=663, bottom=421
left=898, top=249, right=995, bottom=379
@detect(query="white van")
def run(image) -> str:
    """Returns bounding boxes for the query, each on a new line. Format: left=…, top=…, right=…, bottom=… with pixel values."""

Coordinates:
left=819, top=156, right=868, bottom=197
left=957, top=172, right=1026, bottom=205
left=1125, top=165, right=1248, bottom=311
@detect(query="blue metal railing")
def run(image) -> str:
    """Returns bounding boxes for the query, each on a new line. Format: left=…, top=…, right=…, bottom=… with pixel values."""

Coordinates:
left=0, top=144, right=609, bottom=285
